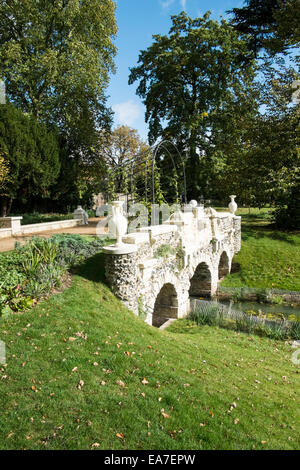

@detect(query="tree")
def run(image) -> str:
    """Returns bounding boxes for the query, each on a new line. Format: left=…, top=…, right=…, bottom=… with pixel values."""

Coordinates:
left=0, top=152, right=10, bottom=193
left=129, top=12, right=258, bottom=200
left=100, top=125, right=151, bottom=198
left=215, top=59, right=300, bottom=227
left=0, top=103, right=60, bottom=216
left=228, top=0, right=300, bottom=55
left=0, top=0, right=117, bottom=153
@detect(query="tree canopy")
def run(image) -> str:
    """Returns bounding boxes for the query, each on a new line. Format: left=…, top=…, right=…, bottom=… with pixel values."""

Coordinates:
left=228, top=0, right=300, bottom=55
left=129, top=12, right=258, bottom=200
left=0, top=103, right=60, bottom=215
left=0, top=0, right=117, bottom=151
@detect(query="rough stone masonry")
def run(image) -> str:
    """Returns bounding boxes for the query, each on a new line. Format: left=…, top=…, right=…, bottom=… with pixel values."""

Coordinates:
left=103, top=206, right=241, bottom=327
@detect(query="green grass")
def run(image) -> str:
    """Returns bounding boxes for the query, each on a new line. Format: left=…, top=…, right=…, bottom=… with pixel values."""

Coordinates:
left=0, top=254, right=299, bottom=450
left=218, top=208, right=300, bottom=291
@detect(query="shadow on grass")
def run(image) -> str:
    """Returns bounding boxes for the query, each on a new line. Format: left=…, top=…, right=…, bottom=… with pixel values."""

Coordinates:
left=73, top=252, right=107, bottom=284
left=242, top=227, right=299, bottom=244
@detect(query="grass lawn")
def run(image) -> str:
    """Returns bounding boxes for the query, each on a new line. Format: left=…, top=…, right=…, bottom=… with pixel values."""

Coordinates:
left=218, top=208, right=300, bottom=291
left=0, top=254, right=299, bottom=450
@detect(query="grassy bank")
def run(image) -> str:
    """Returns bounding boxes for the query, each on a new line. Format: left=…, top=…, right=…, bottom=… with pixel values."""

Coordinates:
left=218, top=208, right=300, bottom=291
left=0, top=254, right=299, bottom=450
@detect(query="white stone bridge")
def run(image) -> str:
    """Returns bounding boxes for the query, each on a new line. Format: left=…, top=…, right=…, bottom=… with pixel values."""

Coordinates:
left=103, top=206, right=241, bottom=327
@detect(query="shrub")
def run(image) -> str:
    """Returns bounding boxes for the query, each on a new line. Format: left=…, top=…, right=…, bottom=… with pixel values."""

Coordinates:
left=0, top=234, right=104, bottom=317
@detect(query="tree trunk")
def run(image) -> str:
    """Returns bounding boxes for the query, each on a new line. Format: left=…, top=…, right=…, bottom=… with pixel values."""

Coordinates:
left=0, top=197, right=8, bottom=217
left=7, top=198, right=13, bottom=216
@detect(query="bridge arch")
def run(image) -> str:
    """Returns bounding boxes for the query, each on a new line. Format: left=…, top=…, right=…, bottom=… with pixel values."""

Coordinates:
left=218, top=251, right=230, bottom=280
left=152, top=283, right=178, bottom=327
left=189, top=262, right=212, bottom=298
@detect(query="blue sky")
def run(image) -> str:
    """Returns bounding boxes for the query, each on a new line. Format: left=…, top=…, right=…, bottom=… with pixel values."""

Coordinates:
left=107, top=0, right=243, bottom=141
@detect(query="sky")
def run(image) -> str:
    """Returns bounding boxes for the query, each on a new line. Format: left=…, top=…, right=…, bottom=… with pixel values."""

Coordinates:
left=107, top=0, right=244, bottom=141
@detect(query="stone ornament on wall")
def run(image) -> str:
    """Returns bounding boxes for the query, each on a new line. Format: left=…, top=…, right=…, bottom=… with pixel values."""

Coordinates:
left=228, top=195, right=238, bottom=215
left=108, top=201, right=128, bottom=247
left=103, top=197, right=242, bottom=327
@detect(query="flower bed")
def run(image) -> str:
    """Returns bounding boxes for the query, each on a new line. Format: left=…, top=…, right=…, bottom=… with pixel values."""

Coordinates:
left=0, top=234, right=104, bottom=317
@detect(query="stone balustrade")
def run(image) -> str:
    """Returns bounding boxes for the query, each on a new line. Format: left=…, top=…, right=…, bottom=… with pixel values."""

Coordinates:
left=103, top=206, right=241, bottom=327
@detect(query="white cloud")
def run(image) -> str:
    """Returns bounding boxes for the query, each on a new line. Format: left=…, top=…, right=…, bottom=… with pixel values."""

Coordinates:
left=160, top=0, right=176, bottom=9
left=112, top=100, right=141, bottom=126
left=160, top=0, right=187, bottom=11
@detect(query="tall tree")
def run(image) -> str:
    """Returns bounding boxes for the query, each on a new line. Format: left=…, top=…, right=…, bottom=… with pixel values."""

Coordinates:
left=0, top=0, right=117, bottom=153
left=228, top=0, right=300, bottom=55
left=100, top=125, right=150, bottom=198
left=129, top=12, right=258, bottom=200
left=0, top=104, right=60, bottom=215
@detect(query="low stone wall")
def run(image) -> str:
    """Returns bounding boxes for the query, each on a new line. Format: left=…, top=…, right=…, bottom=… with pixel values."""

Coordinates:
left=17, top=219, right=81, bottom=235
left=0, top=217, right=82, bottom=239
left=0, top=228, right=13, bottom=239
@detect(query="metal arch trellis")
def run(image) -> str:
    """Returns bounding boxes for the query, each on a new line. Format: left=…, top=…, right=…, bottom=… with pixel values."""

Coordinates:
left=151, top=140, right=187, bottom=206
left=104, top=140, right=187, bottom=208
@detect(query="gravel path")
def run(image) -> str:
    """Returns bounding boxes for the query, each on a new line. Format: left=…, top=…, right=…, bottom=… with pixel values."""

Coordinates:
left=0, top=218, right=107, bottom=252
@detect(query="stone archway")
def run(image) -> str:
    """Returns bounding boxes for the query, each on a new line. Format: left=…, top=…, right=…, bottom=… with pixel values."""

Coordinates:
left=189, top=262, right=212, bottom=298
left=152, top=283, right=178, bottom=327
left=218, top=251, right=230, bottom=279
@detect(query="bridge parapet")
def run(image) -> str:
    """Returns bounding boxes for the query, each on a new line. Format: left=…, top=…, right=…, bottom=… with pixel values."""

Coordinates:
left=103, top=203, right=241, bottom=325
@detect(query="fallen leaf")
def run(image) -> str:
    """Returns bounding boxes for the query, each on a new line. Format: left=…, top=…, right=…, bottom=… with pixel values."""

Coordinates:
left=116, top=380, right=125, bottom=388
left=142, top=378, right=149, bottom=385
left=161, top=409, right=170, bottom=419
left=91, top=443, right=100, bottom=449
left=234, top=418, right=240, bottom=425
left=77, top=380, right=84, bottom=390
left=116, top=432, right=125, bottom=440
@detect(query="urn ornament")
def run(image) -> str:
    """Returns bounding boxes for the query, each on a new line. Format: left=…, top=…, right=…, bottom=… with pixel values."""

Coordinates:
left=109, top=201, right=128, bottom=246
left=228, top=195, right=238, bottom=215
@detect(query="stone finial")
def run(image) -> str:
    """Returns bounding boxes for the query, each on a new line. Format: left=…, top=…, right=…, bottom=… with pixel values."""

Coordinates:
left=108, top=200, right=128, bottom=247
left=228, top=195, right=238, bottom=215
left=189, top=200, right=198, bottom=209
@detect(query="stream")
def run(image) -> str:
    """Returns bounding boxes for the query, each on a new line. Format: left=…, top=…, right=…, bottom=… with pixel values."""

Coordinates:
left=216, top=299, right=300, bottom=321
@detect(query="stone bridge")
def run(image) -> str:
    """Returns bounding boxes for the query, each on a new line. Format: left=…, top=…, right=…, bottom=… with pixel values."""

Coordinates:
left=103, top=205, right=241, bottom=327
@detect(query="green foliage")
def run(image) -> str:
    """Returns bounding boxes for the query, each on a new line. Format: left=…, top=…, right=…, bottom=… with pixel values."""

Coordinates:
left=0, top=103, right=60, bottom=213
left=0, top=234, right=104, bottom=316
left=18, top=212, right=73, bottom=225
left=154, top=244, right=176, bottom=259
left=189, top=301, right=300, bottom=340
left=129, top=11, right=257, bottom=200
left=0, top=0, right=117, bottom=149
left=229, top=0, right=300, bottom=55
left=52, top=233, right=104, bottom=267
